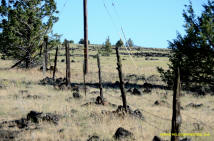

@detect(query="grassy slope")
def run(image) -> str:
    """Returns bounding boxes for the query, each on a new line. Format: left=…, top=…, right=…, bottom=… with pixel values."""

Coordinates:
left=0, top=45, right=213, bottom=141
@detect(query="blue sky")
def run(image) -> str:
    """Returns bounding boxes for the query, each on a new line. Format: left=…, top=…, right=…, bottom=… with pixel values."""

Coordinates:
left=53, top=0, right=205, bottom=48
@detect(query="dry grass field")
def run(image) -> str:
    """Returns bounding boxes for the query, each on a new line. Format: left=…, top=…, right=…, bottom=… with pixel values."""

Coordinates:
left=0, top=45, right=213, bottom=141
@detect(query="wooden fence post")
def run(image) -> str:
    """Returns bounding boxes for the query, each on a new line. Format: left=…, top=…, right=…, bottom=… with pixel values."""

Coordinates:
left=171, top=67, right=182, bottom=141
left=65, top=40, right=71, bottom=86
left=115, top=46, right=127, bottom=111
left=43, top=36, right=48, bottom=75
left=97, top=53, right=104, bottom=103
left=53, top=46, right=58, bottom=80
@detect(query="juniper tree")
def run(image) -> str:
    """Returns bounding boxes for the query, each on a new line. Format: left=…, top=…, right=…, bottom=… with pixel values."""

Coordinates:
left=158, top=0, right=214, bottom=91
left=0, top=0, right=58, bottom=68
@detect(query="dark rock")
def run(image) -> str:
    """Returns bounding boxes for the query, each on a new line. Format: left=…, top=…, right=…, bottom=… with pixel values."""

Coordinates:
left=152, top=136, right=162, bottom=141
left=15, top=118, right=28, bottom=129
left=154, top=100, right=168, bottom=106
left=87, top=135, right=100, bottom=141
left=42, top=113, right=60, bottom=125
left=71, top=60, right=75, bottom=63
left=39, top=77, right=55, bottom=85
left=143, top=88, right=151, bottom=93
left=73, top=92, right=81, bottom=99
left=71, top=109, right=78, bottom=113
left=133, top=109, right=144, bottom=120
left=113, top=127, right=134, bottom=140
left=115, top=81, right=120, bottom=86
left=186, top=103, right=203, bottom=108
left=143, top=82, right=153, bottom=88
left=72, top=86, right=79, bottom=92
left=127, top=88, right=133, bottom=93
left=58, top=129, right=64, bottom=133
left=27, top=111, right=43, bottom=123
left=180, top=138, right=191, bottom=141
left=61, top=59, right=65, bottom=62
left=132, top=88, right=142, bottom=96
left=49, top=66, right=57, bottom=72
left=95, top=96, right=104, bottom=105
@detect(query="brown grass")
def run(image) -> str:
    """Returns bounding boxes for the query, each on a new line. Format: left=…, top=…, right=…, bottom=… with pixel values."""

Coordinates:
left=0, top=46, right=213, bottom=141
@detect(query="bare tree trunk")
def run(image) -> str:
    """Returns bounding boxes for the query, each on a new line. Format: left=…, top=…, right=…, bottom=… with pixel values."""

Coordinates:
left=115, top=46, right=127, bottom=111
left=171, top=67, right=182, bottom=141
left=97, top=53, right=104, bottom=103
left=83, top=0, right=88, bottom=74
left=65, top=40, right=71, bottom=86
left=53, top=46, right=58, bottom=80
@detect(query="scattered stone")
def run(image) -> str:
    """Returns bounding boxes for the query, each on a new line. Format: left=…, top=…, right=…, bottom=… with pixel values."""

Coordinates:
left=58, top=129, right=64, bottom=133
left=115, top=81, right=120, bottom=86
left=186, top=103, right=203, bottom=108
left=143, top=88, right=151, bottom=93
left=70, top=109, right=78, bottom=113
left=27, top=111, right=43, bottom=123
left=152, top=136, right=162, bottom=141
left=95, top=96, right=104, bottom=105
left=25, top=95, right=41, bottom=99
left=132, top=88, right=142, bottom=96
left=133, top=109, right=144, bottom=120
left=42, top=113, right=60, bottom=125
left=143, top=82, right=153, bottom=88
left=87, top=135, right=100, bottom=141
left=39, top=77, right=55, bottom=85
left=154, top=100, right=169, bottom=106
left=14, top=118, right=28, bottom=129
left=180, top=138, right=191, bottom=141
left=73, top=92, right=81, bottom=99
left=113, top=127, right=134, bottom=140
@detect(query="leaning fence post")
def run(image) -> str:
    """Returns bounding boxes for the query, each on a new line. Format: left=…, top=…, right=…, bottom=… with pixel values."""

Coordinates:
left=53, top=46, right=58, bottom=80
left=171, top=67, right=182, bottom=141
left=97, top=53, right=104, bottom=103
left=115, top=45, right=127, bottom=111
left=65, top=40, right=71, bottom=86
left=43, top=36, right=48, bottom=75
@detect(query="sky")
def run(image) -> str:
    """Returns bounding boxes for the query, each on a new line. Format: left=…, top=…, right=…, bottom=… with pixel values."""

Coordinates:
left=53, top=0, right=206, bottom=48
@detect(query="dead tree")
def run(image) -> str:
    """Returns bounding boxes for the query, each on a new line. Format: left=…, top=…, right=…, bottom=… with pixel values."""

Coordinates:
left=52, top=46, right=58, bottom=80
left=65, top=40, right=71, bottom=86
left=97, top=53, right=104, bottom=104
left=115, top=46, right=127, bottom=111
left=171, top=67, right=182, bottom=141
left=43, top=36, right=48, bottom=75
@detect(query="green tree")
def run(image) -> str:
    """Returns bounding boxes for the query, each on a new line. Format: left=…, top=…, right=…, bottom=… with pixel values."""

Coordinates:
left=0, top=0, right=58, bottom=68
left=158, top=0, right=214, bottom=91
left=79, top=38, right=90, bottom=44
left=116, top=39, right=124, bottom=48
left=126, top=38, right=134, bottom=47
left=101, top=36, right=112, bottom=56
